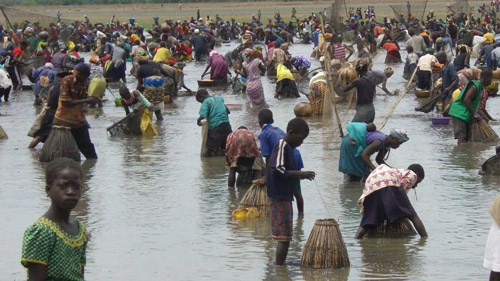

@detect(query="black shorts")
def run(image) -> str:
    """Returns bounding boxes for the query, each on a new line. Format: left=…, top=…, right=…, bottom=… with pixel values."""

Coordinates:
left=206, top=122, right=232, bottom=153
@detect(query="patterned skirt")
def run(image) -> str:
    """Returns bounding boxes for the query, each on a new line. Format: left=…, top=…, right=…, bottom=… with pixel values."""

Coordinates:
left=309, top=81, right=326, bottom=116
left=269, top=196, right=293, bottom=241
left=143, top=86, right=165, bottom=111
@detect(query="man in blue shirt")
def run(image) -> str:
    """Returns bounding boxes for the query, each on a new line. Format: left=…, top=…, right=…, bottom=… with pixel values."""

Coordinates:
left=196, top=89, right=232, bottom=157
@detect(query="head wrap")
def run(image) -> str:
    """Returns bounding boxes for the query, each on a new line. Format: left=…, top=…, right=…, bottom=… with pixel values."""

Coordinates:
left=89, top=56, right=99, bottom=64
left=425, top=47, right=434, bottom=54
left=390, top=128, right=409, bottom=143
left=484, top=33, right=494, bottom=44
left=194, top=29, right=200, bottom=34
left=44, top=63, right=54, bottom=70
left=384, top=67, right=394, bottom=77
left=209, top=50, right=220, bottom=57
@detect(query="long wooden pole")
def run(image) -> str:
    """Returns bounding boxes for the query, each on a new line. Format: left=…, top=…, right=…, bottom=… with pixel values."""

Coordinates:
left=378, top=66, right=418, bottom=130
left=421, top=0, right=429, bottom=22
left=319, top=13, right=344, bottom=137
left=0, top=7, right=14, bottom=31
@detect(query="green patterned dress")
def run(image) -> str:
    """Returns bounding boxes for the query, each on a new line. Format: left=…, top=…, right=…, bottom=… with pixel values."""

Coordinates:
left=21, top=217, right=88, bottom=281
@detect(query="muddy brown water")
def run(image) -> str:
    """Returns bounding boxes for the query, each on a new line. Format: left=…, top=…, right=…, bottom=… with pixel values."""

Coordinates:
left=1, top=42, right=500, bottom=280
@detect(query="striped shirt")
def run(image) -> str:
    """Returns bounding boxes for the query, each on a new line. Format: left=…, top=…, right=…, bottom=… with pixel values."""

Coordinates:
left=266, top=139, right=298, bottom=201
left=334, top=44, right=346, bottom=60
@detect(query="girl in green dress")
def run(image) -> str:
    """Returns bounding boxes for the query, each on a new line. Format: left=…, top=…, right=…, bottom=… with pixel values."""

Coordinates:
left=21, top=158, right=89, bottom=281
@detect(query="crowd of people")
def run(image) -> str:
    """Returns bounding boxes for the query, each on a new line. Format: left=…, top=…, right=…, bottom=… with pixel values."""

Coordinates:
left=0, top=4, right=499, bottom=279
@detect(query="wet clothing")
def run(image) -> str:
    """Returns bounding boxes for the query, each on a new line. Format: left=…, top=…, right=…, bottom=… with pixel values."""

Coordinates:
left=53, top=76, right=88, bottom=128
left=225, top=128, right=260, bottom=166
left=269, top=197, right=293, bottom=241
left=243, top=59, right=266, bottom=108
left=191, top=34, right=208, bottom=60
left=208, top=54, right=228, bottom=80
left=359, top=164, right=418, bottom=227
left=449, top=80, right=483, bottom=123
left=21, top=217, right=88, bottom=281
left=441, top=62, right=458, bottom=99
left=356, top=75, right=375, bottom=105
left=136, top=61, right=162, bottom=80
left=266, top=138, right=298, bottom=202
left=34, top=83, right=61, bottom=139
left=352, top=75, right=376, bottom=123
left=417, top=70, right=432, bottom=90
left=259, top=124, right=285, bottom=157
left=339, top=123, right=387, bottom=178
left=199, top=95, right=229, bottom=130
left=360, top=186, right=417, bottom=227
left=206, top=122, right=232, bottom=154
left=53, top=75, right=97, bottom=159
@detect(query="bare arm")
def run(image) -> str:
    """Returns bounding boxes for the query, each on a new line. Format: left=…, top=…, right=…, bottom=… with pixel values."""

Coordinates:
left=360, top=139, right=383, bottom=170
left=201, top=63, right=210, bottom=78
left=343, top=77, right=360, bottom=92
left=27, top=264, right=46, bottom=281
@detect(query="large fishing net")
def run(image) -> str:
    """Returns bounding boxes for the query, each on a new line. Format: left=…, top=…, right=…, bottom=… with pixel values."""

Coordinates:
left=389, top=1, right=429, bottom=23
left=0, top=6, right=76, bottom=28
left=326, top=0, right=347, bottom=31
left=448, top=0, right=471, bottom=14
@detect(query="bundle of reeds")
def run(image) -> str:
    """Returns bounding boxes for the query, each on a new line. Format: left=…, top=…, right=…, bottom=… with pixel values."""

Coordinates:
left=367, top=219, right=416, bottom=237
left=39, top=126, right=80, bottom=162
left=300, top=219, right=350, bottom=269
left=0, top=124, right=7, bottom=139
left=238, top=183, right=269, bottom=215
left=469, top=119, right=500, bottom=143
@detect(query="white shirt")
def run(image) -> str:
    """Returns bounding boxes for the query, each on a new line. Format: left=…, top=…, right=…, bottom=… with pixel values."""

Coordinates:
left=0, top=67, right=12, bottom=89
left=417, top=54, right=437, bottom=71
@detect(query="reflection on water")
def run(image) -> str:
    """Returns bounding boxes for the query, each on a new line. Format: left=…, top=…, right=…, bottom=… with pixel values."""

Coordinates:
left=0, top=42, right=499, bottom=280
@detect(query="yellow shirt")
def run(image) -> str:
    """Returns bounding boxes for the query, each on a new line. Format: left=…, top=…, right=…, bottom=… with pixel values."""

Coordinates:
left=153, top=47, right=171, bottom=62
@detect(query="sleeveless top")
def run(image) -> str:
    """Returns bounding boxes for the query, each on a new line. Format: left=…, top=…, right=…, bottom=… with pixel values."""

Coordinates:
left=356, top=75, right=375, bottom=105
left=365, top=131, right=387, bottom=149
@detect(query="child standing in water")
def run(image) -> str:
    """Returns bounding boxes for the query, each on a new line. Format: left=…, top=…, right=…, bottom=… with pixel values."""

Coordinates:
left=267, top=117, right=315, bottom=265
left=21, top=158, right=89, bottom=280
left=257, top=109, right=305, bottom=214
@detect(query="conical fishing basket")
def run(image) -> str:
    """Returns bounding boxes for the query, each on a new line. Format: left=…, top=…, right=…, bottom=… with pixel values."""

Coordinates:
left=39, top=126, right=80, bottom=162
left=238, top=184, right=269, bottom=215
left=367, top=218, right=416, bottom=237
left=468, top=119, right=500, bottom=143
left=0, top=124, right=7, bottom=139
left=300, top=218, right=350, bottom=269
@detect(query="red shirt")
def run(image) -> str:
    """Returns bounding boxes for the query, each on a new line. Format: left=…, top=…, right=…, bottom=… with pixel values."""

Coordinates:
left=12, top=47, right=23, bottom=56
left=383, top=43, right=398, bottom=52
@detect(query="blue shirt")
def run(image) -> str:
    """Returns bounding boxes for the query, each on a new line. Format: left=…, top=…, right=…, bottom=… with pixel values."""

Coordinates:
left=260, top=124, right=303, bottom=169
left=259, top=124, right=285, bottom=157
left=199, top=95, right=229, bottom=130
left=266, top=139, right=298, bottom=201
left=313, top=31, right=320, bottom=47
